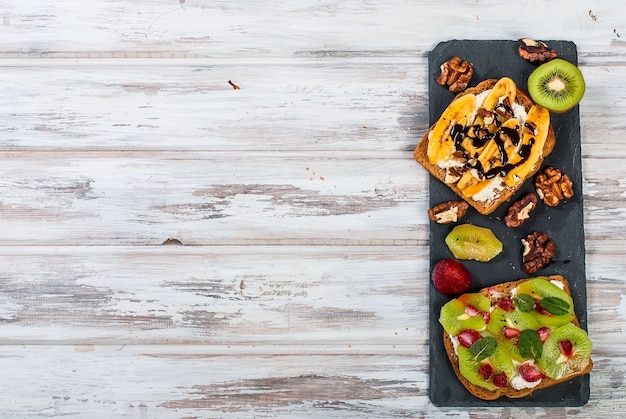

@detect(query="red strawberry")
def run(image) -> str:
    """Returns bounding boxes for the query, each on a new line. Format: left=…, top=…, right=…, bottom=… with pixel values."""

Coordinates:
left=431, top=258, right=472, bottom=295
left=504, top=327, right=520, bottom=339
left=519, top=362, right=545, bottom=382
left=559, top=339, right=574, bottom=358
left=497, top=298, right=514, bottom=312
left=537, top=327, right=551, bottom=342
left=464, top=304, right=480, bottom=316
left=458, top=329, right=482, bottom=348
left=493, top=372, right=508, bottom=387
left=478, top=363, right=493, bottom=380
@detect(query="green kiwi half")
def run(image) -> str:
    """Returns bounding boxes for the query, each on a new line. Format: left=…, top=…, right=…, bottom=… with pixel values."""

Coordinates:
left=527, top=58, right=585, bottom=113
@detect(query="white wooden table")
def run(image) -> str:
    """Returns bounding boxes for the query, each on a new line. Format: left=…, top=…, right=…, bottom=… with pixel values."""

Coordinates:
left=1, top=1, right=625, bottom=417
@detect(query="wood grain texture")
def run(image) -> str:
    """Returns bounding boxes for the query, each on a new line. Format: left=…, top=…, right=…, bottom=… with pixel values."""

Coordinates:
left=0, top=0, right=625, bottom=417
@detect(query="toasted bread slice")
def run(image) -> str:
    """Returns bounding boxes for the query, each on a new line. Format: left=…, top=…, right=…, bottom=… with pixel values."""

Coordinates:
left=442, top=275, right=593, bottom=400
left=415, top=78, right=556, bottom=215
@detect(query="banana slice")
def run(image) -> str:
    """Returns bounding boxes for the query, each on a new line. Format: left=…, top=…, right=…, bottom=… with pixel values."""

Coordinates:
left=427, top=93, right=476, bottom=165
left=480, top=77, right=516, bottom=112
left=504, top=105, right=550, bottom=186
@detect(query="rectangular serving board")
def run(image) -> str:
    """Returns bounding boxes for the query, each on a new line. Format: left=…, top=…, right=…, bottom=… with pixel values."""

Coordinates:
left=427, top=40, right=589, bottom=407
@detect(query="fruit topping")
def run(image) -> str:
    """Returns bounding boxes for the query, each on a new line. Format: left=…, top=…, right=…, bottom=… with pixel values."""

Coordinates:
left=515, top=278, right=574, bottom=328
left=436, top=56, right=474, bottom=93
left=427, top=93, right=476, bottom=165
left=442, top=277, right=593, bottom=396
left=521, top=231, right=555, bottom=274
left=445, top=224, right=503, bottom=262
left=538, top=323, right=592, bottom=380
left=559, top=339, right=574, bottom=358
left=492, top=372, right=508, bottom=387
left=439, top=293, right=491, bottom=335
left=503, top=327, right=520, bottom=339
left=478, top=363, right=494, bottom=380
left=431, top=258, right=472, bottom=295
left=518, top=362, right=545, bottom=382
left=537, top=327, right=551, bottom=342
left=527, top=58, right=585, bottom=113
left=535, top=166, right=574, bottom=207
left=497, top=298, right=514, bottom=312
left=458, top=329, right=482, bottom=348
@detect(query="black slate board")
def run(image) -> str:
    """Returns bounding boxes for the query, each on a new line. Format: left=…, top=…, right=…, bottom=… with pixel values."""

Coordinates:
left=427, top=40, right=589, bottom=407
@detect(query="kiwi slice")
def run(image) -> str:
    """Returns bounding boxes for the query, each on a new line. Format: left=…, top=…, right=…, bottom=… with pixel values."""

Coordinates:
left=527, top=58, right=585, bottom=113
left=457, top=292, right=491, bottom=312
left=445, top=224, right=503, bottom=262
left=487, top=307, right=539, bottom=362
left=439, top=294, right=490, bottom=335
left=457, top=342, right=514, bottom=390
left=516, top=278, right=575, bottom=328
left=489, top=343, right=516, bottom=379
left=457, top=345, right=498, bottom=391
left=538, top=323, right=592, bottom=380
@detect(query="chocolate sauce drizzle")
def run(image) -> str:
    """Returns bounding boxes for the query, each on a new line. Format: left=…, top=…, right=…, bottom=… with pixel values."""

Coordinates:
left=450, top=123, right=533, bottom=180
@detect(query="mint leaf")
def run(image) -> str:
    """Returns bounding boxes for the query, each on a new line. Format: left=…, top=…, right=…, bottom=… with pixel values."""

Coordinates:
left=470, top=336, right=497, bottom=361
left=518, top=329, right=543, bottom=359
left=514, top=294, right=535, bottom=312
left=540, top=296, right=570, bottom=316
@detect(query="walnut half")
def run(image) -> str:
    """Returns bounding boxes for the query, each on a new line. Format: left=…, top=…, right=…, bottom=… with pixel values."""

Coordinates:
left=521, top=231, right=555, bottom=274
left=505, top=193, right=538, bottom=228
left=518, top=38, right=558, bottom=64
left=428, top=201, right=469, bottom=224
left=535, top=167, right=574, bottom=207
left=436, top=56, right=474, bottom=93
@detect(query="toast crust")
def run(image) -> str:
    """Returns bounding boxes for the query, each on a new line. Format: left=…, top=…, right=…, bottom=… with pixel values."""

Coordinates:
left=414, top=79, right=556, bottom=215
left=442, top=275, right=593, bottom=400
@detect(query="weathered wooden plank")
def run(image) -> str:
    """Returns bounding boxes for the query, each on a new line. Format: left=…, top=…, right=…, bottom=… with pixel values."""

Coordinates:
left=0, top=58, right=425, bottom=152
left=0, top=243, right=619, bottom=345
left=0, top=0, right=623, bottom=58
left=0, top=345, right=622, bottom=418
left=0, top=59, right=622, bottom=156
left=0, top=152, right=622, bottom=245
left=0, top=245, right=427, bottom=344
left=0, top=152, right=428, bottom=246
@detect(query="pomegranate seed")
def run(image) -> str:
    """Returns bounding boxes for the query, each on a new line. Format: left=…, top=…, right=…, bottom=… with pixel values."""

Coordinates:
left=519, top=363, right=545, bottom=382
left=504, top=327, right=520, bottom=339
left=478, top=363, right=493, bottom=380
left=493, top=372, right=508, bottom=387
left=482, top=311, right=491, bottom=324
left=559, top=339, right=574, bottom=357
left=497, top=298, right=514, bottom=312
left=464, top=305, right=480, bottom=317
left=458, top=329, right=482, bottom=348
left=537, top=327, right=551, bottom=342
left=535, top=299, right=553, bottom=316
